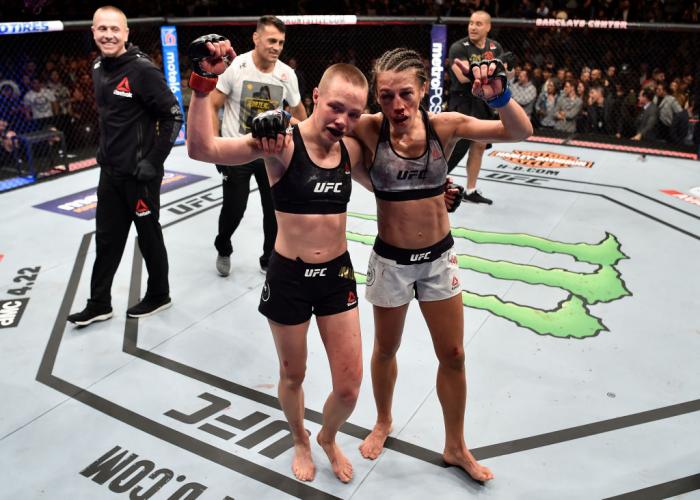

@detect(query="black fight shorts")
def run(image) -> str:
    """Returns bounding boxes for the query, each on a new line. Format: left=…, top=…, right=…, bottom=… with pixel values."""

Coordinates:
left=258, top=250, right=358, bottom=325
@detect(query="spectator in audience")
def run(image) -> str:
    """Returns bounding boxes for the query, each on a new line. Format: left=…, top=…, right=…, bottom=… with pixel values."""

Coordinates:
left=536, top=0, right=550, bottom=17
left=23, top=78, right=58, bottom=130
left=576, top=80, right=590, bottom=131
left=652, top=68, right=666, bottom=86
left=656, top=83, right=683, bottom=141
left=540, top=66, right=554, bottom=93
left=590, top=68, right=604, bottom=87
left=584, top=84, right=614, bottom=134
left=553, top=79, right=582, bottom=133
left=287, top=57, right=308, bottom=101
left=46, top=69, right=72, bottom=133
left=554, top=67, right=566, bottom=89
left=511, top=68, right=537, bottom=117
left=535, top=79, right=560, bottom=128
left=632, top=87, right=659, bottom=141
left=580, top=66, right=591, bottom=84
left=0, top=82, right=31, bottom=133
left=606, top=65, right=618, bottom=90
left=670, top=96, right=691, bottom=145
left=613, top=0, right=638, bottom=21
left=302, top=95, right=314, bottom=116
left=0, top=118, right=18, bottom=166
left=576, top=80, right=589, bottom=101
left=531, top=66, right=544, bottom=90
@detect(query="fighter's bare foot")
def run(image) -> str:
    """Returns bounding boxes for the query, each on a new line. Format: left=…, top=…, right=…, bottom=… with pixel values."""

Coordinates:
left=291, top=440, right=315, bottom=482
left=443, top=448, right=494, bottom=482
left=317, top=428, right=353, bottom=483
left=359, top=422, right=392, bottom=460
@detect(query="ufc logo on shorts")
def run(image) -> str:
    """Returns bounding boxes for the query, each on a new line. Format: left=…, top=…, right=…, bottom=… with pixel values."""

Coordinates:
left=397, top=169, right=427, bottom=180
left=313, top=182, right=342, bottom=193
left=409, top=251, right=431, bottom=262
left=304, top=268, right=327, bottom=277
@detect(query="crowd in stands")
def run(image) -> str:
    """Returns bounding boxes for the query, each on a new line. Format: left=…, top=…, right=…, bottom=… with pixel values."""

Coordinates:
left=506, top=61, right=696, bottom=145
left=0, top=50, right=102, bottom=170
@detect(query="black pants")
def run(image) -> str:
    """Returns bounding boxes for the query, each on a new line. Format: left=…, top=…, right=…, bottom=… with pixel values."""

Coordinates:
left=447, top=93, right=496, bottom=173
left=215, top=159, right=277, bottom=259
left=90, top=169, right=169, bottom=307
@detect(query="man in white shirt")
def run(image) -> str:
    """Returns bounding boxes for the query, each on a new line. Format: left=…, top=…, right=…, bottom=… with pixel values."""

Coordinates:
left=210, top=16, right=307, bottom=276
left=511, top=68, right=537, bottom=117
left=23, top=78, right=57, bottom=129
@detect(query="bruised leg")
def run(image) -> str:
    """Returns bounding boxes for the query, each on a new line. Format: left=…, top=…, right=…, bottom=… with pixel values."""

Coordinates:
left=359, top=303, right=408, bottom=460
left=269, top=319, right=315, bottom=481
left=315, top=308, right=363, bottom=482
left=419, top=295, right=494, bottom=482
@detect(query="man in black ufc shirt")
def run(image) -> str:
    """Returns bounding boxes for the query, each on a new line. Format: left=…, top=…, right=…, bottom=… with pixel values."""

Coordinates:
left=447, top=10, right=508, bottom=205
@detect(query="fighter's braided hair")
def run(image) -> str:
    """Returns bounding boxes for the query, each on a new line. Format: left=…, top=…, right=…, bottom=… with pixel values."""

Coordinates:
left=371, top=48, right=428, bottom=96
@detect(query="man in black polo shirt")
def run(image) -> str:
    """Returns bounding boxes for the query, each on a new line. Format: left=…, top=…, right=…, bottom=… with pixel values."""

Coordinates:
left=447, top=10, right=511, bottom=205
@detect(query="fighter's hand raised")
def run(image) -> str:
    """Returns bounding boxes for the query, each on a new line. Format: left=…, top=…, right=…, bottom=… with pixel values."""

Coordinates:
left=188, top=34, right=236, bottom=93
left=454, top=58, right=511, bottom=107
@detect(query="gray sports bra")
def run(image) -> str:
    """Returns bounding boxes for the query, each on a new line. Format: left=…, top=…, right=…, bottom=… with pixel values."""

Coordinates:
left=369, top=107, right=448, bottom=201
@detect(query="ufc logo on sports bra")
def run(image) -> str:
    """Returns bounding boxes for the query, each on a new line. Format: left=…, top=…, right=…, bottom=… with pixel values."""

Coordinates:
left=313, top=182, right=343, bottom=193
left=409, top=251, right=431, bottom=262
left=397, top=169, right=428, bottom=180
left=304, top=268, right=327, bottom=277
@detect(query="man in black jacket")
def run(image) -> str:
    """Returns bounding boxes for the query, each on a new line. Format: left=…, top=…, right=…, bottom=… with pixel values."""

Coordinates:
left=68, top=6, right=183, bottom=326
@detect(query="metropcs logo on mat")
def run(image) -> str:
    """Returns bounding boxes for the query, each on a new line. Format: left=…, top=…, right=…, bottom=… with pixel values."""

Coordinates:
left=490, top=150, right=594, bottom=169
left=33, top=170, right=208, bottom=220
left=347, top=213, right=630, bottom=339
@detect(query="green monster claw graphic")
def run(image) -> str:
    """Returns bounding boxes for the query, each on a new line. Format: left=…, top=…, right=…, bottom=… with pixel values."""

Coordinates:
left=347, top=212, right=630, bottom=339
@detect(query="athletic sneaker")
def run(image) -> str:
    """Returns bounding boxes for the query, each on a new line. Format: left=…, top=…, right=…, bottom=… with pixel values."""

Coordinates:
left=216, top=254, right=231, bottom=276
left=259, top=255, right=269, bottom=275
left=67, top=302, right=113, bottom=326
left=463, top=190, right=493, bottom=205
left=126, top=296, right=172, bottom=318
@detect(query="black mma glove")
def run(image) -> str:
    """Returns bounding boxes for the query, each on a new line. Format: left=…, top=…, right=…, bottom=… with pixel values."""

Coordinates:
left=188, top=34, right=229, bottom=77
left=188, top=34, right=232, bottom=93
left=468, top=58, right=511, bottom=108
left=446, top=182, right=465, bottom=212
left=251, top=109, right=291, bottom=139
left=133, top=158, right=159, bottom=182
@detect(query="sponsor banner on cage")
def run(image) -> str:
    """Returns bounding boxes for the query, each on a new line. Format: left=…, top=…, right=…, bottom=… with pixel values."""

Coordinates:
left=33, top=170, right=208, bottom=220
left=160, top=26, right=186, bottom=145
left=429, top=24, right=447, bottom=114
left=278, top=15, right=357, bottom=25
left=535, top=18, right=628, bottom=29
left=490, top=150, right=594, bottom=169
left=0, top=20, right=64, bottom=35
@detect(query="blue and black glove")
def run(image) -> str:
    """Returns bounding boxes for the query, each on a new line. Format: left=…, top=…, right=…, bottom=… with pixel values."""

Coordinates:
left=468, top=58, right=511, bottom=108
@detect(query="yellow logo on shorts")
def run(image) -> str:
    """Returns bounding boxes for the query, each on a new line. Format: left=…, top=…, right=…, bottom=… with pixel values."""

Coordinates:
left=338, top=266, right=355, bottom=281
